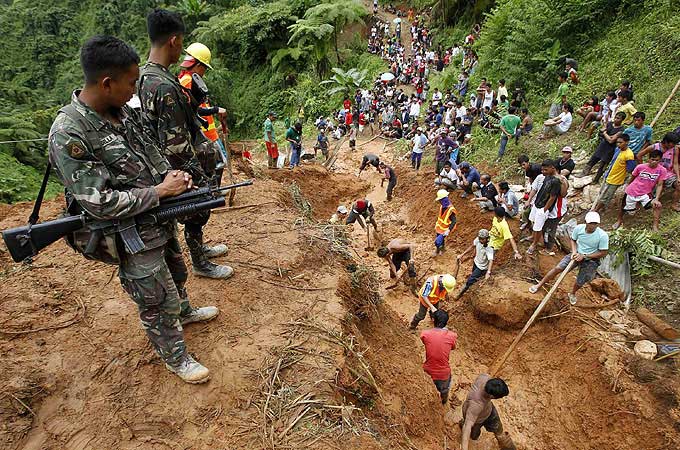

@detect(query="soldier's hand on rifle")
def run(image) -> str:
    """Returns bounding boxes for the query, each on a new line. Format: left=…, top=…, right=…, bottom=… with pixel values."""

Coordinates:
left=156, top=170, right=193, bottom=198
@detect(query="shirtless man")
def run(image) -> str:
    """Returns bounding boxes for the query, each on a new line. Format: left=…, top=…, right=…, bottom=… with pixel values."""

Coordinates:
left=377, top=239, right=417, bottom=290
left=460, top=374, right=516, bottom=450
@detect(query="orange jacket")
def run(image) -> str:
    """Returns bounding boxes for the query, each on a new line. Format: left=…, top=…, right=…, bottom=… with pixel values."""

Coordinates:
left=418, top=275, right=448, bottom=307
left=435, top=205, right=457, bottom=235
left=179, top=73, right=219, bottom=142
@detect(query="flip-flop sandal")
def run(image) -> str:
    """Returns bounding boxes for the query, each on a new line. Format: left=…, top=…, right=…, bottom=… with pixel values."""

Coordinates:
left=529, top=285, right=539, bottom=294
left=526, top=247, right=535, bottom=255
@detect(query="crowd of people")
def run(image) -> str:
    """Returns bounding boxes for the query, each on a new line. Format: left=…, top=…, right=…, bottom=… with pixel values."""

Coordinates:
left=40, top=4, right=678, bottom=450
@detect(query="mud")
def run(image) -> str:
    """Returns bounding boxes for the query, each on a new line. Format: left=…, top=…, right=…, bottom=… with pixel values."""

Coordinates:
left=2, top=129, right=680, bottom=449
left=470, top=275, right=560, bottom=330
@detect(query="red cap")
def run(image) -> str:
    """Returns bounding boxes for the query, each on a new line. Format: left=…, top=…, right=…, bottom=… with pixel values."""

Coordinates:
left=179, top=56, right=197, bottom=68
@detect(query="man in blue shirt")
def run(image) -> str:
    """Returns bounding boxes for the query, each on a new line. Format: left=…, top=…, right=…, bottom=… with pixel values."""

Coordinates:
left=459, top=162, right=480, bottom=198
left=529, top=211, right=609, bottom=305
left=625, top=111, right=653, bottom=157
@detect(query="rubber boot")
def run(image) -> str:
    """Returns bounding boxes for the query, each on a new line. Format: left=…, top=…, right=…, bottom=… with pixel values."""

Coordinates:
left=186, top=232, right=234, bottom=280
left=496, top=432, right=517, bottom=450
left=165, top=354, right=210, bottom=384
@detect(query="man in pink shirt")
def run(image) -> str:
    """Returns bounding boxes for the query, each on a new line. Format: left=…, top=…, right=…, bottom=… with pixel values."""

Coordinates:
left=420, top=310, right=457, bottom=404
left=614, top=149, right=667, bottom=231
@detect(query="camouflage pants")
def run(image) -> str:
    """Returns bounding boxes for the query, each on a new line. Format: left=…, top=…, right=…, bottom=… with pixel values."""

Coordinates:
left=119, top=237, right=191, bottom=365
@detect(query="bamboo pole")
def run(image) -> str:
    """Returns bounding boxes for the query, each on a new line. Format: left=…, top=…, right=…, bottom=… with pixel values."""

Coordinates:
left=648, top=255, right=680, bottom=270
left=490, top=260, right=575, bottom=376
left=650, top=78, right=680, bottom=127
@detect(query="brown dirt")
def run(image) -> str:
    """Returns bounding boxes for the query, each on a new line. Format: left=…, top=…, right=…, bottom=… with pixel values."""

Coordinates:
left=470, top=275, right=560, bottom=330
left=2, top=133, right=680, bottom=450
left=580, top=278, right=625, bottom=305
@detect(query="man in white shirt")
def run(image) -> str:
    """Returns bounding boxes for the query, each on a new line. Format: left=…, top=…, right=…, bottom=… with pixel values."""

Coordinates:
left=496, top=79, right=508, bottom=101
left=411, top=127, right=429, bottom=170
left=541, top=103, right=573, bottom=138
left=435, top=161, right=460, bottom=189
left=455, top=101, right=467, bottom=119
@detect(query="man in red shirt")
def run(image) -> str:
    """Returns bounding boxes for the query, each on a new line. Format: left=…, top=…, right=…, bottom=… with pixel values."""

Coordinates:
left=420, top=310, right=458, bottom=404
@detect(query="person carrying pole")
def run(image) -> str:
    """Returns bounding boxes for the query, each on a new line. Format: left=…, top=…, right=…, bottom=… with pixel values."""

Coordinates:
left=460, top=374, right=516, bottom=450
left=433, top=189, right=457, bottom=256
left=409, top=273, right=456, bottom=330
left=529, top=211, right=609, bottom=305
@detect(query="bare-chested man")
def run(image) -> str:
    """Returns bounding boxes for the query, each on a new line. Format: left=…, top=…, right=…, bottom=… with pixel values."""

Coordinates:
left=460, top=374, right=516, bottom=450
left=377, top=239, right=417, bottom=289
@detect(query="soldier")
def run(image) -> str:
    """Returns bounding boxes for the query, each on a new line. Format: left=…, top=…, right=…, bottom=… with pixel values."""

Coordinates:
left=137, top=9, right=232, bottom=279
left=48, top=35, right=218, bottom=383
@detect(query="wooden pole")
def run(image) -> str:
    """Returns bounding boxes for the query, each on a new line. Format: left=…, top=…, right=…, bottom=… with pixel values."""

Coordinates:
left=490, top=259, right=575, bottom=376
left=648, top=255, right=680, bottom=270
left=651, top=78, right=680, bottom=128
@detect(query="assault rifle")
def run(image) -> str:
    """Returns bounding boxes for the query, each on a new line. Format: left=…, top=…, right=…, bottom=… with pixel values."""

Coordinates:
left=2, top=179, right=253, bottom=263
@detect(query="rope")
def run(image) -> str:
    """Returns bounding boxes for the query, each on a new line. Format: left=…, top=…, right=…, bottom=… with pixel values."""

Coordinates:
left=0, top=138, right=48, bottom=144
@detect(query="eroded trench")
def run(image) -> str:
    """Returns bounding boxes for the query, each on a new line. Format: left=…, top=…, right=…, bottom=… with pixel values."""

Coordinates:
left=275, top=141, right=680, bottom=450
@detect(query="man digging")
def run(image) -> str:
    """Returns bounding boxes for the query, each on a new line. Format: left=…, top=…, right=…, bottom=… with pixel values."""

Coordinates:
left=377, top=239, right=417, bottom=292
left=410, top=273, right=456, bottom=330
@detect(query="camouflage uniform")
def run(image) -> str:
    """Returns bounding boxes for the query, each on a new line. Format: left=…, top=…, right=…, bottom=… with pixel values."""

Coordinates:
left=48, top=91, right=192, bottom=366
left=137, top=62, right=217, bottom=268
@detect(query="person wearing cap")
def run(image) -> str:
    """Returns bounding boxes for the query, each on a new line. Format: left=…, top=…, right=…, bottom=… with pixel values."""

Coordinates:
left=459, top=162, right=480, bottom=198
left=420, top=310, right=458, bottom=405
left=411, top=127, right=429, bottom=170
left=434, top=189, right=458, bottom=256
left=346, top=199, right=378, bottom=231
left=286, top=122, right=303, bottom=169
left=178, top=42, right=227, bottom=179
left=557, top=146, right=576, bottom=178
left=264, top=111, right=279, bottom=168
left=455, top=229, right=495, bottom=299
left=410, top=273, right=457, bottom=330
left=529, top=211, right=609, bottom=305
left=330, top=205, right=348, bottom=224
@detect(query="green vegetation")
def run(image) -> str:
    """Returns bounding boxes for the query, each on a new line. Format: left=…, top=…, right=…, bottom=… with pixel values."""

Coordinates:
left=0, top=0, right=373, bottom=202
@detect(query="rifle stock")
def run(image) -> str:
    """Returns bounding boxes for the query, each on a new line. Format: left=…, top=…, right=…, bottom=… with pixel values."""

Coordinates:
left=2, top=215, right=86, bottom=263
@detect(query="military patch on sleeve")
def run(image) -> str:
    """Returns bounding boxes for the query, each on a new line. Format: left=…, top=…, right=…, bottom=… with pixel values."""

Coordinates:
left=68, top=142, right=86, bottom=159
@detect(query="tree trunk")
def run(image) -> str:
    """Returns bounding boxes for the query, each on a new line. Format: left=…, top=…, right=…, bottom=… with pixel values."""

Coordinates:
left=334, top=20, right=341, bottom=63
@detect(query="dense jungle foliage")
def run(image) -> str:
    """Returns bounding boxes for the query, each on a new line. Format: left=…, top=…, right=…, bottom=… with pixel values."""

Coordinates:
left=1, top=0, right=678, bottom=202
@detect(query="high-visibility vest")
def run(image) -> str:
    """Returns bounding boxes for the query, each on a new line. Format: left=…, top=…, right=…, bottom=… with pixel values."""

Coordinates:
left=435, top=204, right=457, bottom=234
left=418, top=275, right=447, bottom=307
left=179, top=73, right=219, bottom=142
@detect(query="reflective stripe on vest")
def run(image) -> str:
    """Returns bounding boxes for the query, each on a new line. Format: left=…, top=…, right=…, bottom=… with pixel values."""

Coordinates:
left=418, top=275, right=447, bottom=306
left=435, top=205, right=456, bottom=234
left=179, top=74, right=219, bottom=142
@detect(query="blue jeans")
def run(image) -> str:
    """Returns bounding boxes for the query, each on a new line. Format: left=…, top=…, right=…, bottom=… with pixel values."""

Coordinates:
left=459, top=263, right=487, bottom=296
left=289, top=143, right=301, bottom=168
left=498, top=134, right=509, bottom=158
left=411, top=151, right=422, bottom=169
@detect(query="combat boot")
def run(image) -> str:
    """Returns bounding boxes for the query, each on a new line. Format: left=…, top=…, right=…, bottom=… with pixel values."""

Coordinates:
left=181, top=306, right=220, bottom=325
left=165, top=354, right=210, bottom=384
left=186, top=232, right=234, bottom=280
left=202, top=243, right=228, bottom=259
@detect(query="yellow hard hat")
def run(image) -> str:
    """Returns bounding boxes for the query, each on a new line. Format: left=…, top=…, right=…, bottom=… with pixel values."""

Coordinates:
left=185, top=42, right=213, bottom=69
left=435, top=189, right=449, bottom=201
left=441, top=274, right=456, bottom=292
